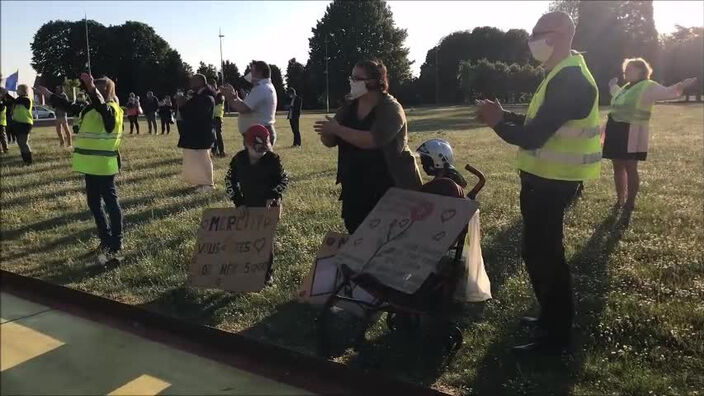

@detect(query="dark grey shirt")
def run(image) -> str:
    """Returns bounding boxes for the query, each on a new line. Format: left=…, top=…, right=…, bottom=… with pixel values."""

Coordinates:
left=493, top=66, right=596, bottom=150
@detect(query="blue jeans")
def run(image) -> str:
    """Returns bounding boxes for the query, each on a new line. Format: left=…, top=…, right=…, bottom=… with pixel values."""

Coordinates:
left=85, top=174, right=123, bottom=250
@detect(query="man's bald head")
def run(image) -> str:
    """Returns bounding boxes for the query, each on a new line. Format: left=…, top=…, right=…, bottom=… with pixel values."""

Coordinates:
left=190, top=73, right=207, bottom=91
left=534, top=11, right=576, bottom=41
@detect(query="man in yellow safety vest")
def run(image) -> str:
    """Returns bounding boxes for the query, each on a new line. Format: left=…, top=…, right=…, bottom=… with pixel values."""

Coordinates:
left=38, top=73, right=124, bottom=263
left=476, top=11, right=600, bottom=354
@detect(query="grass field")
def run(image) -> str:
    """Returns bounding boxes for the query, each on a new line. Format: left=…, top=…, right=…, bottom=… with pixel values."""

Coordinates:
left=1, top=104, right=702, bottom=395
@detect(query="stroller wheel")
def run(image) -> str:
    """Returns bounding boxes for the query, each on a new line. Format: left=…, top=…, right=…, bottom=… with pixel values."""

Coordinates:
left=386, top=313, right=420, bottom=333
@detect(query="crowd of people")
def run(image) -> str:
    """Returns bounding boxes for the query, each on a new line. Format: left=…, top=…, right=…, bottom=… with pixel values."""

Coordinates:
left=2, top=10, right=698, bottom=355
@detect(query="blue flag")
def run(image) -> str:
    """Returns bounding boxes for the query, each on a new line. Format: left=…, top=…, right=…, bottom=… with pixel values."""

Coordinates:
left=3, top=71, right=18, bottom=91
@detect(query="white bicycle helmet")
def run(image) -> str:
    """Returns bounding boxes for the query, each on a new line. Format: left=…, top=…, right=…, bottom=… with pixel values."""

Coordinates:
left=416, top=139, right=455, bottom=170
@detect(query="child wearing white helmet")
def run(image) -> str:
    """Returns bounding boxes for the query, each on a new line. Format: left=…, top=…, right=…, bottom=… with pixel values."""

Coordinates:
left=416, top=139, right=467, bottom=189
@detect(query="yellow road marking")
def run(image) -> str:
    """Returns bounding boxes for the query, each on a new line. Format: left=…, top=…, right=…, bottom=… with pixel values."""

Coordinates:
left=108, top=374, right=171, bottom=395
left=0, top=321, right=65, bottom=371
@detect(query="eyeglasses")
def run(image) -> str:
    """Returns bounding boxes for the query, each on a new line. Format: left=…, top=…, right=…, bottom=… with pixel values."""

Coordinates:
left=349, top=75, right=373, bottom=82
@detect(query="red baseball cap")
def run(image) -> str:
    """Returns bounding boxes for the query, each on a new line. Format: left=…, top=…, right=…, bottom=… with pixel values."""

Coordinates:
left=244, top=124, right=271, bottom=148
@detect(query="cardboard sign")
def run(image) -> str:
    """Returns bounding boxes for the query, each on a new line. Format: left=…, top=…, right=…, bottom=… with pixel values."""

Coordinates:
left=187, top=206, right=280, bottom=292
left=332, top=187, right=478, bottom=294
left=297, top=232, right=349, bottom=304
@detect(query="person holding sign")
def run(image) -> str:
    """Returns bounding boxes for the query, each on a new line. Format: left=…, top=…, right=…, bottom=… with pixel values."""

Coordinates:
left=225, top=124, right=289, bottom=284
left=315, top=60, right=422, bottom=233
left=38, top=73, right=125, bottom=263
left=476, top=12, right=599, bottom=354
left=603, top=58, right=697, bottom=211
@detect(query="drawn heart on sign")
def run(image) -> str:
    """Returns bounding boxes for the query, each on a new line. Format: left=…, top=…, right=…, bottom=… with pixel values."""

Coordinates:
left=353, top=238, right=363, bottom=246
left=369, top=219, right=381, bottom=229
left=440, top=209, right=457, bottom=223
left=253, top=238, right=267, bottom=253
left=432, top=231, right=446, bottom=241
left=398, top=218, right=410, bottom=228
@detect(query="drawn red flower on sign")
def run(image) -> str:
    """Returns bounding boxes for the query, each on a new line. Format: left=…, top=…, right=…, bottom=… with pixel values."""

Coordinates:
left=410, top=201, right=434, bottom=221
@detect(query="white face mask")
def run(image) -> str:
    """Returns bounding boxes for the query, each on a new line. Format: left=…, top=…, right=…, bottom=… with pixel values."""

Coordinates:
left=244, top=72, right=253, bottom=84
left=247, top=146, right=265, bottom=161
left=349, top=79, right=368, bottom=100
left=528, top=39, right=554, bottom=64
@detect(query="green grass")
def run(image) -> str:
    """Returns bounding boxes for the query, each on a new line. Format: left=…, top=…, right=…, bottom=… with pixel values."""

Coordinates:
left=2, top=104, right=703, bottom=395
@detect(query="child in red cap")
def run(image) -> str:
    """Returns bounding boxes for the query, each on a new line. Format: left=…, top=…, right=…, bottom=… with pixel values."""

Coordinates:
left=225, top=124, right=289, bottom=284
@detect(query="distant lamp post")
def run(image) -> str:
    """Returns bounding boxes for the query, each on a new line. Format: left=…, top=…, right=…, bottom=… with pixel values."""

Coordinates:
left=324, top=32, right=334, bottom=114
left=218, top=28, right=225, bottom=86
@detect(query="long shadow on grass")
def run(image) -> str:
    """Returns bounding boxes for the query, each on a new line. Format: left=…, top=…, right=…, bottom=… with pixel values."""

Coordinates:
left=1, top=176, right=190, bottom=241
left=0, top=170, right=181, bottom=211
left=2, top=186, right=207, bottom=265
left=468, top=209, right=627, bottom=395
left=3, top=156, right=182, bottom=191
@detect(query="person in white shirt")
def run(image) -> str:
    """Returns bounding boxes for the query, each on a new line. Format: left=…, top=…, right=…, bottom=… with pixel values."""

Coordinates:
left=222, top=61, right=278, bottom=145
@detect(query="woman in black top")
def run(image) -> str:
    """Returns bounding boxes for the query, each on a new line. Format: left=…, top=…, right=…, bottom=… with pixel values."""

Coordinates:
left=158, top=96, right=173, bottom=135
left=315, top=60, right=422, bottom=233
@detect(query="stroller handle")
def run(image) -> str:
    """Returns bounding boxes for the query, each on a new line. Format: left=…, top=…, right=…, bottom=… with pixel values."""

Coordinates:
left=464, top=164, right=486, bottom=200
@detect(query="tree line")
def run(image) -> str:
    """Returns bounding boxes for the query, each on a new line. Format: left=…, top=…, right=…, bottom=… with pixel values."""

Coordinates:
left=31, top=0, right=702, bottom=109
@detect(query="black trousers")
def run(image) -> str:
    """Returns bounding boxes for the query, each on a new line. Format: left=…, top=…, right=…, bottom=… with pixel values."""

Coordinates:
left=160, top=118, right=170, bottom=134
left=128, top=116, right=139, bottom=134
left=0, top=125, right=8, bottom=152
left=519, top=173, right=580, bottom=344
left=85, top=174, right=123, bottom=250
left=212, top=117, right=225, bottom=155
left=289, top=117, right=301, bottom=146
left=145, top=112, right=157, bottom=133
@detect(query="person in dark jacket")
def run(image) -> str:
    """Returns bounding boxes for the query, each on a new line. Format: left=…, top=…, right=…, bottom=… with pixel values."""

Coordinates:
left=225, top=124, right=289, bottom=207
left=225, top=124, right=288, bottom=284
left=142, top=91, right=159, bottom=134
left=176, top=74, right=216, bottom=191
left=286, top=88, right=303, bottom=147
left=158, top=96, right=173, bottom=135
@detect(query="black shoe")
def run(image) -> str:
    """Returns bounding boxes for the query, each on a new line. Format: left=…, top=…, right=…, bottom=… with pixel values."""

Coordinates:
left=512, top=339, right=569, bottom=356
left=520, top=316, right=541, bottom=327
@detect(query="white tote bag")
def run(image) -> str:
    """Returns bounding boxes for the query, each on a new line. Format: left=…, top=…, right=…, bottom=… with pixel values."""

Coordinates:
left=454, top=210, right=492, bottom=302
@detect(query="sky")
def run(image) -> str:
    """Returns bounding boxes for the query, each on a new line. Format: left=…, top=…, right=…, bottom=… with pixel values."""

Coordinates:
left=2, top=0, right=703, bottom=86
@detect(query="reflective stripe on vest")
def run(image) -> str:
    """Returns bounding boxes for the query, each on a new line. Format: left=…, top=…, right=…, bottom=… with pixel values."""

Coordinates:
left=72, top=102, right=123, bottom=176
left=12, top=97, right=33, bottom=125
left=610, top=79, right=655, bottom=125
left=213, top=102, right=224, bottom=118
left=517, top=52, right=601, bottom=181
left=0, top=106, right=6, bottom=126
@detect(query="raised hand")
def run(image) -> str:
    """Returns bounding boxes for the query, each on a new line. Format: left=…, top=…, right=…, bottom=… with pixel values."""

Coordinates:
left=681, top=77, right=698, bottom=90
left=79, top=72, right=94, bottom=88
left=37, top=86, right=53, bottom=97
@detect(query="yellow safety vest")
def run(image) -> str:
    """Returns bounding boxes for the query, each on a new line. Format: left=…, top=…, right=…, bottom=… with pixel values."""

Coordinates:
left=610, top=79, right=656, bottom=126
left=213, top=102, right=224, bottom=118
left=72, top=102, right=124, bottom=176
left=0, top=105, right=6, bottom=127
left=12, top=96, right=33, bottom=125
left=517, top=52, right=601, bottom=181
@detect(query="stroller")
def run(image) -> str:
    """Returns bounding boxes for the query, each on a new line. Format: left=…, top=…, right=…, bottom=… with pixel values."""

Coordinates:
left=317, top=164, right=486, bottom=356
